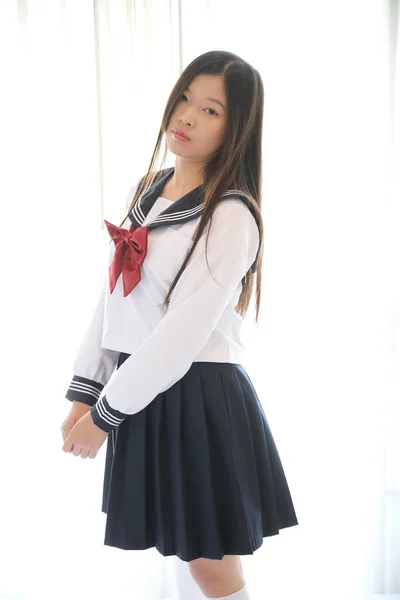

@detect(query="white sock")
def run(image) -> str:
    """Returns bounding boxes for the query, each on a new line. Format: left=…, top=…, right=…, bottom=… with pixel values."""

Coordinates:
left=203, top=582, right=252, bottom=600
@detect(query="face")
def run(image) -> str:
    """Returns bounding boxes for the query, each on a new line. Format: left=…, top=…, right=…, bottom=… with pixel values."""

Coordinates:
left=166, top=74, right=227, bottom=161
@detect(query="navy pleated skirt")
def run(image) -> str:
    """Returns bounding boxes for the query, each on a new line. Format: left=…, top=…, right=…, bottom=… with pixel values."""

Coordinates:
left=101, top=352, right=298, bottom=562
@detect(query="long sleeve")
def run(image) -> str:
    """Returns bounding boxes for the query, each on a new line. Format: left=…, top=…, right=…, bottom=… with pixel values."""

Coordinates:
left=65, top=178, right=143, bottom=407
left=90, top=198, right=260, bottom=432
left=65, top=277, right=121, bottom=406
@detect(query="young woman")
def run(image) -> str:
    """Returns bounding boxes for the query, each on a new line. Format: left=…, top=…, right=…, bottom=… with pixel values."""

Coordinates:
left=61, top=50, right=298, bottom=600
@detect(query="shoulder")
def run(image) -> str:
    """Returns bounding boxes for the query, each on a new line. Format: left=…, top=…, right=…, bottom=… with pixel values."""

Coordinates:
left=212, top=194, right=260, bottom=243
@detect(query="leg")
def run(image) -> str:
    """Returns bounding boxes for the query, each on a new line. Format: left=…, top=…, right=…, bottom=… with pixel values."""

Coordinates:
left=173, top=556, right=205, bottom=600
left=188, top=555, right=246, bottom=599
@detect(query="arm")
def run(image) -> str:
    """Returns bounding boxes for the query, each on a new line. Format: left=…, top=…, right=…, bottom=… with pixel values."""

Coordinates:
left=65, top=277, right=121, bottom=406
left=90, top=198, right=260, bottom=432
left=65, top=178, right=143, bottom=407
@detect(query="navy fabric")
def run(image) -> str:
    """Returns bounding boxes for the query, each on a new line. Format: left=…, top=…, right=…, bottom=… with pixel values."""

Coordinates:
left=101, top=352, right=298, bottom=562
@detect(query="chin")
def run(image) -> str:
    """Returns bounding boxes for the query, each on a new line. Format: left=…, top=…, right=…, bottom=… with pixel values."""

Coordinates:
left=167, top=140, right=193, bottom=157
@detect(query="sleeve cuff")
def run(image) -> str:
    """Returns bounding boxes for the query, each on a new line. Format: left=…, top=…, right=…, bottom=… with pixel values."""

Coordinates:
left=90, top=394, right=128, bottom=433
left=65, top=375, right=104, bottom=407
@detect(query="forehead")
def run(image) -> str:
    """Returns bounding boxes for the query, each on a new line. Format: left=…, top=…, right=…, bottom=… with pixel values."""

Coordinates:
left=186, top=74, right=226, bottom=99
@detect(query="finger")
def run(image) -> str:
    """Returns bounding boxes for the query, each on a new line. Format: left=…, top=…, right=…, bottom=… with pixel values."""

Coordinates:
left=61, top=420, right=74, bottom=443
left=72, top=444, right=82, bottom=457
left=62, top=437, right=74, bottom=453
left=80, top=446, right=90, bottom=459
left=88, top=448, right=97, bottom=459
left=61, top=426, right=69, bottom=443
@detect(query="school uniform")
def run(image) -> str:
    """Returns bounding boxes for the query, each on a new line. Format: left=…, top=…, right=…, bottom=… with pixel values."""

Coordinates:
left=65, top=166, right=298, bottom=562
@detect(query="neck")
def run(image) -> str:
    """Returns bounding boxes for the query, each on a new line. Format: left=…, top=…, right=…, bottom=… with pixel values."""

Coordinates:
left=169, top=159, right=204, bottom=193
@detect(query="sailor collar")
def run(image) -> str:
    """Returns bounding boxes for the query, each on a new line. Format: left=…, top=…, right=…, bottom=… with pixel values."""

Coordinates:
left=104, top=167, right=260, bottom=297
left=128, top=167, right=205, bottom=229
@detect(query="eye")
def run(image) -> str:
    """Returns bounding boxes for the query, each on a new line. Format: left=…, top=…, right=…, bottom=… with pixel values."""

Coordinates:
left=180, top=94, right=218, bottom=116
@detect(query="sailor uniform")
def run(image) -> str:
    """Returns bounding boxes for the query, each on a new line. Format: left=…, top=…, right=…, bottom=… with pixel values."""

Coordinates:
left=65, top=166, right=298, bottom=561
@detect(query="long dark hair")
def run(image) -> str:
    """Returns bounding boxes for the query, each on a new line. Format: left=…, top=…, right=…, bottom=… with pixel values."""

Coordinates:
left=117, top=50, right=264, bottom=324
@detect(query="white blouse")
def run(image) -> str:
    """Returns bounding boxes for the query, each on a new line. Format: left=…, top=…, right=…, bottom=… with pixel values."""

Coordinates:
left=65, top=168, right=261, bottom=432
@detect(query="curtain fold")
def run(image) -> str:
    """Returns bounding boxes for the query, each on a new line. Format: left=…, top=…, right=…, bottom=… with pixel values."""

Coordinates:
left=383, top=0, right=400, bottom=593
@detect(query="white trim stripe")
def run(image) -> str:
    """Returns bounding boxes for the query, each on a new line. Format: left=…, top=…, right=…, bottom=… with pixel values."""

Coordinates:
left=70, top=381, right=102, bottom=394
left=131, top=188, right=251, bottom=227
left=150, top=203, right=205, bottom=224
left=96, top=397, right=124, bottom=426
left=222, top=189, right=252, bottom=199
left=133, top=198, right=145, bottom=224
left=69, top=384, right=100, bottom=400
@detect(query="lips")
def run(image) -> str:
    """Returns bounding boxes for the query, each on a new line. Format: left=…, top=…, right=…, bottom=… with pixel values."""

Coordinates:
left=172, top=128, right=190, bottom=141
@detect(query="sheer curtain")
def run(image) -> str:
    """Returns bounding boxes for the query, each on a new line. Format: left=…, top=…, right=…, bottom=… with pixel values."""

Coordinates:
left=0, top=1, right=398, bottom=600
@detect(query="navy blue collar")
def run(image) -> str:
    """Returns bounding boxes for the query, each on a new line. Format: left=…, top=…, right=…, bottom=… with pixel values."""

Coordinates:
left=129, top=166, right=260, bottom=273
left=129, top=167, right=205, bottom=229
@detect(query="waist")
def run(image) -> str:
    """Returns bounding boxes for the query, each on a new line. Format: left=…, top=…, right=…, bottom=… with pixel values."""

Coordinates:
left=116, top=343, right=246, bottom=369
left=117, top=352, right=244, bottom=370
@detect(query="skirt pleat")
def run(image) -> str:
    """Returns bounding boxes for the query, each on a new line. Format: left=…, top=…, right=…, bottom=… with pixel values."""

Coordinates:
left=101, top=353, right=298, bottom=562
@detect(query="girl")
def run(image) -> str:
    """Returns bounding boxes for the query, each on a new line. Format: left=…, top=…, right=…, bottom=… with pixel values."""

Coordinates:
left=61, top=50, right=298, bottom=600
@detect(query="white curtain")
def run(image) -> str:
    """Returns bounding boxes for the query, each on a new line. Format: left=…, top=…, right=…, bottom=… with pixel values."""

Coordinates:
left=0, top=1, right=398, bottom=599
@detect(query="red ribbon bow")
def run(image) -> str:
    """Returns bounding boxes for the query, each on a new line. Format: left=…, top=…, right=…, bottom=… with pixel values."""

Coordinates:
left=104, top=219, right=148, bottom=297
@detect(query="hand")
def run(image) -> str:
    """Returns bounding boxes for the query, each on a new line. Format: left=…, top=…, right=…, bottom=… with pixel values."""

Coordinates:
left=62, top=410, right=109, bottom=459
left=61, top=401, right=91, bottom=443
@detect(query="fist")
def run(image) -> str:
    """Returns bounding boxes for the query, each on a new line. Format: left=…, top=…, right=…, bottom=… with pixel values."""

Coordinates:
left=61, top=401, right=91, bottom=443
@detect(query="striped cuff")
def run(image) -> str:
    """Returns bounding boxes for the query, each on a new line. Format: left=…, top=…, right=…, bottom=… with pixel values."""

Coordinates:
left=65, top=375, right=104, bottom=407
left=90, top=394, right=128, bottom=433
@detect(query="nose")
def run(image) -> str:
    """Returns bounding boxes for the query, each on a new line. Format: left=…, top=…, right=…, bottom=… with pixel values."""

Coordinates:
left=179, top=116, right=192, bottom=127
left=179, top=109, right=194, bottom=126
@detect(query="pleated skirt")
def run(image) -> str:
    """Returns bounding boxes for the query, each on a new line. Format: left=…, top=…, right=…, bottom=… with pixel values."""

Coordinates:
left=101, top=352, right=298, bottom=562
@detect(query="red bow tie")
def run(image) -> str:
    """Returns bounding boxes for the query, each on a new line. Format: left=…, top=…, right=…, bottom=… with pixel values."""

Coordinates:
left=104, top=219, right=148, bottom=297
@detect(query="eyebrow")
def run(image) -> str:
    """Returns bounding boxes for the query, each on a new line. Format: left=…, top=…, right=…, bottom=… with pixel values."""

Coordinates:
left=185, top=87, right=225, bottom=111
